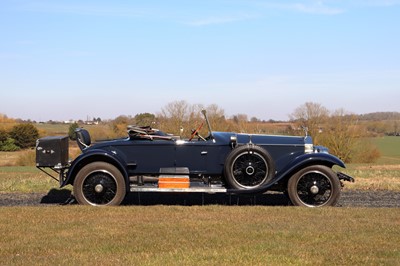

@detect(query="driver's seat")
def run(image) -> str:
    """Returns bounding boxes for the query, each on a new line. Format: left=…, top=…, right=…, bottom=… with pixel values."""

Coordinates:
left=75, top=128, right=91, bottom=151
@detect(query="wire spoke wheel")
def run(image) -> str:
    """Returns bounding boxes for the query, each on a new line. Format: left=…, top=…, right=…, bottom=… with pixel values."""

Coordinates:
left=232, top=151, right=268, bottom=188
left=288, top=165, right=341, bottom=207
left=74, top=162, right=126, bottom=206
left=296, top=171, right=333, bottom=206
left=82, top=171, right=118, bottom=205
left=225, top=145, right=275, bottom=190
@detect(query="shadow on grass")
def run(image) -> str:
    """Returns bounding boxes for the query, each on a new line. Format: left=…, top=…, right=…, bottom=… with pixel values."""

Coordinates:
left=122, top=192, right=291, bottom=206
left=40, top=189, right=74, bottom=204
left=40, top=189, right=292, bottom=206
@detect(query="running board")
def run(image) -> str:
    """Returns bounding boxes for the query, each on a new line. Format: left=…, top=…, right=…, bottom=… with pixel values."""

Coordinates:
left=130, top=186, right=227, bottom=194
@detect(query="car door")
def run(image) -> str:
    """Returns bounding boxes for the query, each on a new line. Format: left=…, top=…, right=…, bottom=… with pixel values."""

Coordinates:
left=174, top=140, right=209, bottom=175
left=116, top=139, right=176, bottom=174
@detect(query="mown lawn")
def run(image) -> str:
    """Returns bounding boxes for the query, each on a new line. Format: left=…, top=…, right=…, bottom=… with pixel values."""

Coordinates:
left=0, top=206, right=399, bottom=265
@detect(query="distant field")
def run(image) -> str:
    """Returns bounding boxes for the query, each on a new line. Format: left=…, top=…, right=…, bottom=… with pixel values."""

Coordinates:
left=35, top=123, right=105, bottom=137
left=372, top=136, right=400, bottom=164
left=35, top=123, right=70, bottom=136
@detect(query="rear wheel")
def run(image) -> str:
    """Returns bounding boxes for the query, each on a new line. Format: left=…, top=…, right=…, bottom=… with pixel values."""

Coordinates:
left=73, top=162, right=126, bottom=206
left=287, top=165, right=340, bottom=207
left=224, top=145, right=275, bottom=189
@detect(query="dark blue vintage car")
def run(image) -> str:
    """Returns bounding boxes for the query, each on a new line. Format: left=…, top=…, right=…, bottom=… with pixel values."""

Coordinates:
left=36, top=110, right=354, bottom=207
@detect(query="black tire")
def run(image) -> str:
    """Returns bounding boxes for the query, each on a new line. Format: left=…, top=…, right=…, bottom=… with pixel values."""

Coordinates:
left=73, top=162, right=126, bottom=206
left=224, top=144, right=275, bottom=189
left=287, top=165, right=341, bottom=207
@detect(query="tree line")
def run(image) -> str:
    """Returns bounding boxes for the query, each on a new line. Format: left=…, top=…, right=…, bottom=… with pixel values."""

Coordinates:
left=2, top=100, right=396, bottom=163
left=95, top=100, right=383, bottom=163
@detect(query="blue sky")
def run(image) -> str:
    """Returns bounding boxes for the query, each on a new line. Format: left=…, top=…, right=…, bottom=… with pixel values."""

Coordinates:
left=1, top=0, right=399, bottom=121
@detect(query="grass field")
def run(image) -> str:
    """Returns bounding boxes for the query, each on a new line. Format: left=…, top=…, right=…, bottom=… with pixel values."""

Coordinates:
left=0, top=166, right=69, bottom=193
left=338, top=136, right=400, bottom=191
left=0, top=206, right=399, bottom=265
left=35, top=123, right=70, bottom=136
left=372, top=136, right=400, bottom=164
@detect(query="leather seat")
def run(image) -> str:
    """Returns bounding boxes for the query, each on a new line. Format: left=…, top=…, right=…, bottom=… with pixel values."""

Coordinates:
left=75, top=128, right=91, bottom=150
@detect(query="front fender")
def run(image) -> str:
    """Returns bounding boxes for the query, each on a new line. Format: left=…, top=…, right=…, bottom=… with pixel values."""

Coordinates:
left=62, top=149, right=128, bottom=187
left=228, top=152, right=345, bottom=195
left=277, top=152, right=346, bottom=179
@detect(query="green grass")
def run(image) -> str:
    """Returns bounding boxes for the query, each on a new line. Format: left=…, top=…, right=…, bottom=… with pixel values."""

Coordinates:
left=0, top=206, right=399, bottom=265
left=372, top=136, right=400, bottom=164
left=0, top=166, right=65, bottom=193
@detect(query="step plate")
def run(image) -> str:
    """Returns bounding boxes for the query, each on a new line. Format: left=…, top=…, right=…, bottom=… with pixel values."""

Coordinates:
left=130, top=186, right=227, bottom=194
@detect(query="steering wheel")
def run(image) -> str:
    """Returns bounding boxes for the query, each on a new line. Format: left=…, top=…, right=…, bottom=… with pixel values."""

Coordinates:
left=189, top=122, right=204, bottom=141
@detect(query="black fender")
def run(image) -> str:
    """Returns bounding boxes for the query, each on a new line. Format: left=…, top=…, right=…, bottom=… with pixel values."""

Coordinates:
left=276, top=152, right=345, bottom=179
left=227, top=152, right=346, bottom=194
left=61, top=149, right=129, bottom=189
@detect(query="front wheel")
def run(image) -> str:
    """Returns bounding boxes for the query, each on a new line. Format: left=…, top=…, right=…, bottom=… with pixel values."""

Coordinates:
left=73, top=162, right=126, bottom=206
left=287, top=165, right=341, bottom=207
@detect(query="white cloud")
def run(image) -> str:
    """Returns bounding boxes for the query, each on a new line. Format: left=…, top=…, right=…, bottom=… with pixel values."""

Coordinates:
left=358, top=0, right=400, bottom=7
left=288, top=2, right=345, bottom=15
left=258, top=1, right=345, bottom=15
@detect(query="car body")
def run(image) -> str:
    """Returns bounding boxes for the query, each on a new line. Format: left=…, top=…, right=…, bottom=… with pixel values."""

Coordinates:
left=36, top=110, right=354, bottom=207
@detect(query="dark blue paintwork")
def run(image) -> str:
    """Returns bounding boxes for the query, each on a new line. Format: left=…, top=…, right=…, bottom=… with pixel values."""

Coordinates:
left=63, top=130, right=345, bottom=193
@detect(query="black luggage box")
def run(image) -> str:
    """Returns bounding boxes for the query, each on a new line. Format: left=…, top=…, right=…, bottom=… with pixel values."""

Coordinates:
left=36, top=136, right=69, bottom=167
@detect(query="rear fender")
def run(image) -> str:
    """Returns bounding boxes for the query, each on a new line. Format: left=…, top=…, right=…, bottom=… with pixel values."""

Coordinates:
left=62, top=149, right=128, bottom=188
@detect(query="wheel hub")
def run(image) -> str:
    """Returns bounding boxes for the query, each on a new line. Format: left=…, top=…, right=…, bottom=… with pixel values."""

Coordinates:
left=94, top=184, right=104, bottom=193
left=310, top=185, right=319, bottom=194
left=246, top=165, right=255, bottom=175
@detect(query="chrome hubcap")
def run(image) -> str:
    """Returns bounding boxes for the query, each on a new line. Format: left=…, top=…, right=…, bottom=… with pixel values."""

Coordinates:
left=246, top=165, right=255, bottom=175
left=310, top=185, right=319, bottom=194
left=95, top=184, right=104, bottom=193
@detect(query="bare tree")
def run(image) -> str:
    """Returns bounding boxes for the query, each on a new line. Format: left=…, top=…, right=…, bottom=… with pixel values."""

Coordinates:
left=158, top=101, right=228, bottom=137
left=290, top=102, right=329, bottom=143
left=320, top=109, right=358, bottom=162
left=232, top=114, right=249, bottom=133
left=290, top=103, right=380, bottom=163
left=205, top=104, right=226, bottom=131
left=160, top=100, right=190, bottom=135
left=187, top=103, right=204, bottom=125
